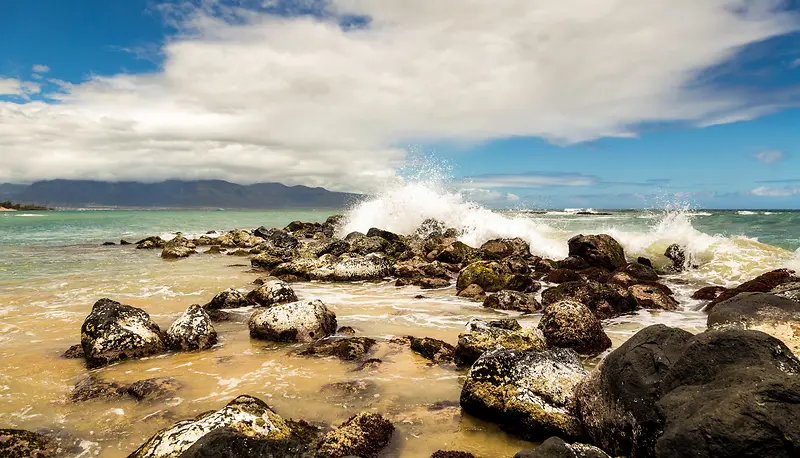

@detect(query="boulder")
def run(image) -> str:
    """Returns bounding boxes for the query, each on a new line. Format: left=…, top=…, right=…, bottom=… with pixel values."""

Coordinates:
left=366, top=227, right=401, bottom=242
left=120, top=239, right=132, bottom=245
left=607, top=271, right=637, bottom=288
left=246, top=280, right=298, bottom=307
left=773, top=281, right=800, bottom=302
left=348, top=235, right=389, bottom=255
left=707, top=292, right=800, bottom=354
left=617, top=262, right=659, bottom=281
left=543, top=268, right=583, bottom=284
left=691, top=285, right=726, bottom=301
left=70, top=376, right=128, bottom=402
left=62, top=344, right=84, bottom=359
left=483, top=290, right=541, bottom=313
left=178, top=427, right=312, bottom=458
left=567, top=234, right=626, bottom=270
left=0, top=429, right=57, bottom=458
left=315, top=239, right=350, bottom=257
left=165, top=304, right=218, bottom=351
left=664, top=244, right=687, bottom=271
left=542, top=281, right=637, bottom=319
left=316, top=412, right=394, bottom=458
left=127, top=377, right=182, bottom=402
left=217, top=229, right=260, bottom=248
left=432, top=451, right=476, bottom=458
left=129, top=395, right=303, bottom=458
left=80, top=298, right=166, bottom=368
left=418, top=277, right=451, bottom=289
left=707, top=269, right=800, bottom=310
left=249, top=299, right=337, bottom=342
left=574, top=325, right=694, bottom=457
left=250, top=253, right=285, bottom=270
left=456, top=261, right=510, bottom=293
left=436, top=241, right=478, bottom=265
left=578, top=267, right=612, bottom=284
left=503, top=255, right=532, bottom=275
left=136, top=236, right=165, bottom=249
left=460, top=348, right=587, bottom=441
left=204, top=288, right=250, bottom=310
left=480, top=238, right=530, bottom=260
left=629, top=284, right=679, bottom=311
left=456, top=283, right=486, bottom=302
left=410, top=337, right=455, bottom=363
left=454, top=319, right=547, bottom=367
left=538, top=300, right=612, bottom=356
left=514, top=437, right=610, bottom=458
left=505, top=274, right=539, bottom=293
left=160, top=235, right=197, bottom=259
left=329, top=253, right=393, bottom=281
left=558, top=257, right=590, bottom=271
left=299, top=337, right=376, bottom=361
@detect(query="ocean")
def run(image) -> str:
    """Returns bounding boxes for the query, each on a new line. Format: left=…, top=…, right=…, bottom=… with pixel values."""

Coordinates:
left=1, top=186, right=799, bottom=457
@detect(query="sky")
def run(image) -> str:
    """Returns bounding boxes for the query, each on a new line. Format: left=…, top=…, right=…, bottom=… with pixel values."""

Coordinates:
left=1, top=0, right=800, bottom=209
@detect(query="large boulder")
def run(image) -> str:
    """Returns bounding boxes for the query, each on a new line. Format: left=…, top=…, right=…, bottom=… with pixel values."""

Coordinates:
left=460, top=348, right=587, bottom=441
left=707, top=269, right=799, bottom=310
left=617, top=262, right=659, bottom=282
left=538, top=300, right=611, bottom=356
left=137, top=236, right=165, bottom=249
left=410, top=337, right=455, bottom=363
left=246, top=280, right=298, bottom=307
left=0, top=429, right=58, bottom=458
left=249, top=300, right=337, bottom=342
left=483, top=290, right=541, bottom=313
left=204, top=288, right=250, bottom=310
left=129, top=395, right=304, bottom=458
left=348, top=235, right=389, bottom=255
left=454, top=319, right=548, bottom=367
left=80, top=298, right=166, bottom=368
left=161, top=235, right=197, bottom=259
left=480, top=238, right=531, bottom=260
left=217, top=229, right=260, bottom=248
left=329, top=253, right=393, bottom=281
left=178, top=427, right=313, bottom=458
left=542, top=281, right=637, bottom=319
left=567, top=234, right=626, bottom=270
left=165, top=304, right=218, bottom=351
left=436, top=241, right=478, bottom=265
left=707, top=292, right=800, bottom=354
left=255, top=227, right=300, bottom=249
left=575, top=324, right=693, bottom=458
left=628, top=284, right=679, bottom=311
left=514, top=437, right=610, bottom=458
left=456, top=261, right=510, bottom=293
left=316, top=412, right=394, bottom=458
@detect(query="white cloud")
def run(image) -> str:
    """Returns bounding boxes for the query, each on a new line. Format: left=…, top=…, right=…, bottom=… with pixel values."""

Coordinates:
left=461, top=172, right=598, bottom=188
left=0, top=78, right=40, bottom=97
left=0, top=0, right=798, bottom=191
left=32, top=64, right=50, bottom=73
left=460, top=187, right=521, bottom=204
left=792, top=58, right=800, bottom=68
left=753, top=150, right=786, bottom=164
left=751, top=186, right=800, bottom=197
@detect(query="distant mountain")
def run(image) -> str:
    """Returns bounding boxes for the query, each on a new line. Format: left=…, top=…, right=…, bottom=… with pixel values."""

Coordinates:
left=0, top=183, right=27, bottom=200
left=10, top=180, right=361, bottom=209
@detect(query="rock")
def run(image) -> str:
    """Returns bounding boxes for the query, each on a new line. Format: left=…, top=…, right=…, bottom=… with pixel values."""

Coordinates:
left=538, top=300, right=612, bottom=356
left=249, top=299, right=337, bottom=342
left=204, top=246, right=224, bottom=254
left=505, top=274, right=539, bottom=293
left=456, top=261, right=510, bottom=293
left=329, top=253, right=393, bottom=281
left=617, top=262, right=659, bottom=281
left=664, top=244, right=687, bottom=271
left=299, top=337, right=376, bottom=361
left=80, top=298, right=166, bottom=369
left=62, top=344, right=84, bottom=359
left=218, top=229, right=260, bottom=248
left=637, top=257, right=653, bottom=268
left=129, top=395, right=301, bottom=458
left=353, top=358, right=383, bottom=372
left=366, top=227, right=401, bottom=242
left=102, top=241, right=116, bottom=246
left=70, top=376, right=128, bottom=402
left=432, top=452, right=476, bottom=458
left=194, top=235, right=217, bottom=246
left=256, top=227, right=300, bottom=249
left=454, top=319, right=547, bottom=367
left=480, top=238, right=530, bottom=260
left=575, top=325, right=694, bottom=457
left=558, top=256, right=590, bottom=271
left=204, top=288, right=250, bottom=310
left=246, top=280, right=298, bottom=307
left=691, top=285, right=726, bottom=301
left=348, top=235, right=389, bottom=255
left=120, top=239, right=132, bottom=245
left=567, top=234, right=626, bottom=270
left=410, top=337, right=455, bottom=363
left=250, top=253, right=285, bottom=270
left=607, top=271, right=637, bottom=288
left=460, top=348, right=587, bottom=441
left=136, top=236, right=165, bottom=249
left=0, top=429, right=57, bottom=458
left=316, top=239, right=350, bottom=257
left=542, top=281, right=637, bottom=319
left=417, top=277, right=451, bottom=289
left=161, top=235, right=197, bottom=259
left=578, top=267, right=612, bottom=284
left=456, top=283, right=486, bottom=301
left=773, top=281, right=800, bottom=302
left=436, top=241, right=477, bottom=265
left=127, top=377, right=182, bottom=402
left=321, top=379, right=378, bottom=398
left=421, top=261, right=453, bottom=278
left=654, top=330, right=800, bottom=458
left=226, top=248, right=250, bottom=256
left=543, top=268, right=583, bottom=284
left=503, top=255, right=532, bottom=275
left=165, top=304, right=218, bottom=351
left=629, top=284, right=679, bottom=311
left=316, top=412, right=394, bottom=458
left=514, top=437, right=610, bottom=458
left=483, top=290, right=541, bottom=313
left=337, top=326, right=357, bottom=336
left=707, top=269, right=800, bottom=310
left=178, top=427, right=312, bottom=458
left=707, top=292, right=800, bottom=353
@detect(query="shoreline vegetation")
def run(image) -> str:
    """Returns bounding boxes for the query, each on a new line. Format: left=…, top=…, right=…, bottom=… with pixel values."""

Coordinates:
left=0, top=200, right=53, bottom=211
left=5, top=215, right=800, bottom=457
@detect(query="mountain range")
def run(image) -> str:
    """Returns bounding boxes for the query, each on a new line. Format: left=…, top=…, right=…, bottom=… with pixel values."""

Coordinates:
left=0, top=180, right=360, bottom=209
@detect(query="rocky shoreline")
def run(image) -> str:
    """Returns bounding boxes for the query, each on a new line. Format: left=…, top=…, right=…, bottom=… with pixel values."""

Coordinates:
left=4, top=215, right=800, bottom=457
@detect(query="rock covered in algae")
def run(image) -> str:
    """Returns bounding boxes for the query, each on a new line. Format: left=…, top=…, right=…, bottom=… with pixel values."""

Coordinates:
left=165, top=304, right=217, bottom=351
left=246, top=280, right=298, bottom=307
left=249, top=299, right=337, bottom=342
left=454, top=319, right=547, bottom=367
left=538, top=300, right=611, bottom=356
left=316, top=412, right=394, bottom=458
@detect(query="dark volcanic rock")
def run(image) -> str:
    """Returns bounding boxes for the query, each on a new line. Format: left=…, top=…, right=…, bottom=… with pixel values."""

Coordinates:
left=542, top=281, right=637, bottom=319
left=316, top=412, right=394, bottom=458
left=691, top=285, right=726, bottom=301
left=410, top=337, right=455, bottom=363
left=62, top=344, right=84, bottom=359
left=366, top=227, right=401, bottom=242
left=179, top=427, right=312, bottom=458
left=299, top=337, right=376, bottom=361
left=80, top=298, right=166, bottom=368
left=617, top=262, right=659, bottom=282
left=480, top=238, right=531, bottom=260
left=567, top=234, right=626, bottom=270
left=165, top=304, right=218, bottom=351
left=664, top=244, right=687, bottom=271
left=707, top=269, right=799, bottom=310
left=538, top=300, right=612, bottom=356
left=0, top=429, right=57, bottom=458
left=456, top=283, right=486, bottom=301
left=543, top=268, right=583, bottom=284
left=513, top=437, right=610, bottom=458
left=773, top=281, right=800, bottom=302
left=707, top=292, right=800, bottom=353
left=436, top=241, right=477, bottom=265
left=483, top=290, right=541, bottom=313
left=558, top=256, right=590, bottom=271
left=460, top=348, right=587, bottom=441
left=136, top=235, right=165, bottom=249
left=249, top=299, right=337, bottom=342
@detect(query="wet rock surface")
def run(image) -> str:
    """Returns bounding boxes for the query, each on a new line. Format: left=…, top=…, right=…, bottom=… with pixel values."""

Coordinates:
left=483, top=290, right=541, bottom=313
left=538, top=300, right=612, bottom=356
left=454, top=319, right=547, bottom=367
left=249, top=299, right=337, bottom=342
left=629, top=284, right=679, bottom=311
left=246, top=280, right=298, bottom=307
left=161, top=234, right=197, bottom=259
left=567, top=234, right=626, bottom=271
left=707, top=292, right=800, bottom=354
left=204, top=288, right=250, bottom=310
left=0, top=429, right=58, bottom=458
left=542, top=280, right=637, bottom=319
left=706, top=268, right=799, bottom=310
left=316, top=412, right=394, bottom=458
left=165, top=304, right=218, bottom=351
left=299, top=337, right=376, bottom=361
left=409, top=336, right=456, bottom=363
left=514, top=437, right=610, bottom=458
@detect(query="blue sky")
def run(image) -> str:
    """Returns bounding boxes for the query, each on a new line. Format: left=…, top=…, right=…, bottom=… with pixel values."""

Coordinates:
left=2, top=0, right=800, bottom=209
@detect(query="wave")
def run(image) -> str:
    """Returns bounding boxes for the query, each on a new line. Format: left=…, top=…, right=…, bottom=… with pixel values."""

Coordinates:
left=15, top=213, right=46, bottom=217
left=342, top=181, right=796, bottom=287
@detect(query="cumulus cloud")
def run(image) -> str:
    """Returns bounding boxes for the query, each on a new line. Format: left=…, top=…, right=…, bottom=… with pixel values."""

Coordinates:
left=1, top=0, right=799, bottom=190
left=0, top=78, right=41, bottom=97
left=31, top=64, right=50, bottom=73
left=750, top=186, right=800, bottom=197
left=753, top=150, right=786, bottom=163
left=460, top=187, right=521, bottom=205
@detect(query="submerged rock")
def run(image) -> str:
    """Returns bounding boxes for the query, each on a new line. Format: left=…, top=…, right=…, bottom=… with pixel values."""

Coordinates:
left=483, top=290, right=541, bottom=313
left=454, top=319, right=547, bottom=367
left=538, top=300, right=611, bottom=356
left=0, top=429, right=58, bottom=458
left=127, top=377, right=182, bottom=402
left=431, top=451, right=476, bottom=458
left=165, top=304, right=218, bottom=351
left=70, top=376, right=128, bottom=402
left=410, top=337, right=456, bottom=363
left=460, top=348, right=587, bottom=441
left=246, top=280, right=298, bottom=307
left=249, top=299, right=337, bottom=342
left=316, top=412, right=394, bottom=458
left=80, top=298, right=166, bottom=369
left=161, top=235, right=197, bottom=259
left=513, top=437, right=610, bottom=458
left=567, top=234, right=626, bottom=270
left=542, top=281, right=637, bottom=319
left=204, top=288, right=250, bottom=310
left=62, top=344, right=84, bottom=359
left=707, top=292, right=800, bottom=353
left=299, top=337, right=376, bottom=361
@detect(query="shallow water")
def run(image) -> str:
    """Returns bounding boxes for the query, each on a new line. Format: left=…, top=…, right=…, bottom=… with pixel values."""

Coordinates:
left=1, top=203, right=798, bottom=457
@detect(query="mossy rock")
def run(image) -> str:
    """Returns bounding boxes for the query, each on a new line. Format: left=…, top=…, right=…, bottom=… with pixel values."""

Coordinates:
left=410, top=337, right=456, bottom=363
left=299, top=337, right=377, bottom=361
left=0, top=429, right=57, bottom=458
left=316, top=412, right=394, bottom=458
left=456, top=261, right=510, bottom=293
